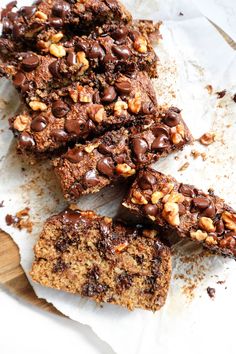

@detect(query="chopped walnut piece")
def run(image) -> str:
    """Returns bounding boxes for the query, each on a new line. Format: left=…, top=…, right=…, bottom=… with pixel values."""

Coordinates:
left=143, top=229, right=158, bottom=238
left=162, top=192, right=185, bottom=203
left=151, top=191, right=164, bottom=204
left=35, top=11, right=48, bottom=21
left=205, top=236, right=218, bottom=246
left=114, top=100, right=128, bottom=116
left=79, top=93, right=92, bottom=103
left=29, top=101, right=47, bottom=111
left=128, top=93, right=141, bottom=114
left=77, top=52, right=89, bottom=74
left=199, top=132, right=215, bottom=146
left=162, top=202, right=180, bottom=226
left=198, top=217, right=216, bottom=232
left=116, top=164, right=136, bottom=177
left=162, top=183, right=174, bottom=195
left=84, top=142, right=100, bottom=153
left=131, top=190, right=148, bottom=205
left=190, top=229, right=208, bottom=241
left=222, top=211, right=236, bottom=231
left=133, top=36, right=148, bottom=53
left=51, top=32, right=64, bottom=43
left=88, top=105, right=106, bottom=123
left=49, top=44, right=66, bottom=58
left=68, top=89, right=79, bottom=103
left=13, top=115, right=30, bottom=131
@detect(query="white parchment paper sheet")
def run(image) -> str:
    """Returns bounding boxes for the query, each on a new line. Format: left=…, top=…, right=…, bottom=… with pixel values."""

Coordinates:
left=0, top=1, right=236, bottom=354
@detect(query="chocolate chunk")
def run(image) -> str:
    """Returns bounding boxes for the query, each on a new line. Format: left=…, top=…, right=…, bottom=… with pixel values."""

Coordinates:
left=103, top=52, right=116, bottom=64
left=31, top=116, right=47, bottom=132
left=178, top=203, right=186, bottom=216
left=13, top=72, right=26, bottom=89
left=131, top=138, right=148, bottom=162
left=64, top=148, right=84, bottom=163
left=151, top=135, right=169, bottom=150
left=66, top=52, right=77, bottom=66
left=143, top=204, right=158, bottom=216
left=112, top=45, right=131, bottom=59
left=52, top=1, right=71, bottom=18
left=138, top=172, right=156, bottom=190
left=49, top=17, right=63, bottom=28
left=115, top=78, right=132, bottom=95
left=97, top=157, right=115, bottom=177
left=215, top=219, right=225, bottom=234
left=101, top=86, right=117, bottom=103
left=62, top=209, right=81, bottom=225
left=87, top=43, right=105, bottom=59
left=49, top=60, right=61, bottom=78
left=192, top=197, right=210, bottom=210
left=52, top=258, right=67, bottom=273
left=201, top=203, right=216, bottom=218
left=51, top=129, right=68, bottom=142
left=163, top=108, right=180, bottom=127
left=12, top=24, right=25, bottom=39
left=82, top=170, right=100, bottom=187
left=21, top=54, right=39, bottom=72
left=18, top=132, right=35, bottom=149
left=20, top=6, right=36, bottom=18
left=98, top=143, right=114, bottom=155
left=65, top=119, right=85, bottom=135
left=117, top=272, right=133, bottom=290
left=52, top=100, right=69, bottom=118
left=179, top=184, right=195, bottom=198
left=111, top=27, right=128, bottom=42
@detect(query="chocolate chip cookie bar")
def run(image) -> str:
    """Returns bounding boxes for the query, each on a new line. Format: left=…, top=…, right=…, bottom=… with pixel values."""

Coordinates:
left=10, top=71, right=157, bottom=153
left=53, top=107, right=193, bottom=200
left=30, top=207, right=171, bottom=311
left=1, top=0, right=131, bottom=51
left=123, top=168, right=236, bottom=258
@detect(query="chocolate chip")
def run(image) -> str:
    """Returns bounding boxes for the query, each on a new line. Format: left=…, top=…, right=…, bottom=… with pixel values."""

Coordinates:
left=117, top=272, right=133, bottom=290
left=1, top=1, right=17, bottom=20
left=143, top=204, right=158, bottom=216
left=18, top=132, right=35, bottom=149
left=52, top=258, right=67, bottom=273
left=103, top=52, right=116, bottom=64
left=151, top=135, right=170, bottom=150
left=111, top=27, right=128, bottom=42
left=65, top=119, right=85, bottom=135
left=76, top=39, right=89, bottom=53
left=82, top=170, right=100, bottom=187
left=192, top=197, right=210, bottom=210
left=13, top=72, right=26, bottom=89
left=152, top=125, right=169, bottom=137
left=31, top=116, right=47, bottom=132
left=138, top=172, right=157, bottom=190
left=52, top=1, right=71, bottom=18
left=64, top=148, right=84, bottom=163
left=163, top=108, right=181, bottom=127
left=49, top=60, right=60, bottom=78
left=115, top=78, right=132, bottom=95
left=98, top=143, right=114, bottom=155
left=2, top=18, right=13, bottom=33
left=49, top=17, right=63, bottom=28
left=178, top=203, right=186, bottom=216
left=21, top=54, right=39, bottom=72
left=66, top=52, right=77, bottom=66
left=12, top=24, right=25, bottom=39
left=112, top=45, right=131, bottom=59
left=179, top=184, right=195, bottom=198
left=142, top=102, right=155, bottom=115
left=101, top=86, right=117, bottom=103
left=131, top=138, right=148, bottom=162
left=20, top=6, right=36, bottom=18
left=87, top=43, right=105, bottom=60
left=51, top=129, right=68, bottom=142
left=215, top=219, right=225, bottom=235
left=52, top=100, right=69, bottom=118
left=201, top=203, right=216, bottom=218
left=97, top=157, right=115, bottom=177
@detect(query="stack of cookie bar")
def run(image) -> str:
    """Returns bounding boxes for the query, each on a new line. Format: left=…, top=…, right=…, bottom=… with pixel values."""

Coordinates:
left=0, top=0, right=235, bottom=312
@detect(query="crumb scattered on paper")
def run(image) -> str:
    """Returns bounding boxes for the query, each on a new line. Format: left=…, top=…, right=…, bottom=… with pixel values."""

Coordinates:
left=178, top=162, right=189, bottom=172
left=207, top=287, right=216, bottom=298
left=5, top=207, right=33, bottom=233
left=191, top=150, right=207, bottom=161
left=205, top=84, right=213, bottom=94
left=0, top=200, right=4, bottom=208
left=199, top=132, right=216, bottom=146
left=216, top=90, right=226, bottom=99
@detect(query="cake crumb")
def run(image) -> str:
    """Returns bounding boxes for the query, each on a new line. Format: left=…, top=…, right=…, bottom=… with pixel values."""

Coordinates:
left=199, top=132, right=215, bottom=146
left=0, top=200, right=4, bottom=208
left=5, top=207, right=33, bottom=233
left=216, top=280, right=225, bottom=285
left=178, top=162, right=189, bottom=172
left=207, top=286, right=216, bottom=298
left=205, top=84, right=213, bottom=94
left=179, top=12, right=184, bottom=16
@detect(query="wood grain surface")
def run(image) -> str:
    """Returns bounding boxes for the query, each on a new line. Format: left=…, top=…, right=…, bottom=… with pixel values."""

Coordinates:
left=0, top=22, right=235, bottom=315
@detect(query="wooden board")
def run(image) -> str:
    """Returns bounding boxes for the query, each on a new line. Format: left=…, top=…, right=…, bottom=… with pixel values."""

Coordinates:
left=0, top=23, right=235, bottom=316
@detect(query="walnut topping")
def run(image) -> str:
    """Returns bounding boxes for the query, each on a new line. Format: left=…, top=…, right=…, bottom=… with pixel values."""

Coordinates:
left=29, top=100, right=47, bottom=111
left=79, top=93, right=92, bottom=103
left=198, top=217, right=216, bottom=232
left=84, top=142, right=100, bottom=153
left=116, top=164, right=136, bottom=177
left=190, top=229, right=208, bottom=241
left=128, top=92, right=141, bottom=114
left=114, top=100, right=128, bottom=116
left=162, top=192, right=184, bottom=203
left=88, top=105, right=106, bottom=123
left=68, top=89, right=79, bottom=103
left=35, top=11, right=48, bottom=21
left=151, top=191, right=164, bottom=204
left=199, top=132, right=216, bottom=146
left=171, top=124, right=185, bottom=144
left=143, top=229, right=158, bottom=238
left=51, top=32, right=64, bottom=44
left=13, top=115, right=30, bottom=131
left=205, top=236, right=218, bottom=245
left=77, top=52, right=89, bottom=74
left=162, top=202, right=180, bottom=226
left=133, top=36, right=148, bottom=53
left=49, top=44, right=66, bottom=58
left=222, top=211, right=236, bottom=231
left=162, top=183, right=174, bottom=195
left=131, top=190, right=148, bottom=205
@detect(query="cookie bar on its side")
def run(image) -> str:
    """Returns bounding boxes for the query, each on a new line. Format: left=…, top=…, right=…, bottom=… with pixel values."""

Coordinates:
left=123, top=168, right=236, bottom=258
left=53, top=107, right=193, bottom=200
left=30, top=207, right=171, bottom=311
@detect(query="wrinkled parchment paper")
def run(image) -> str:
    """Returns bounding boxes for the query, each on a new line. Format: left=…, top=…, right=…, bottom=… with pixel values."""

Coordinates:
left=0, top=1, right=236, bottom=353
